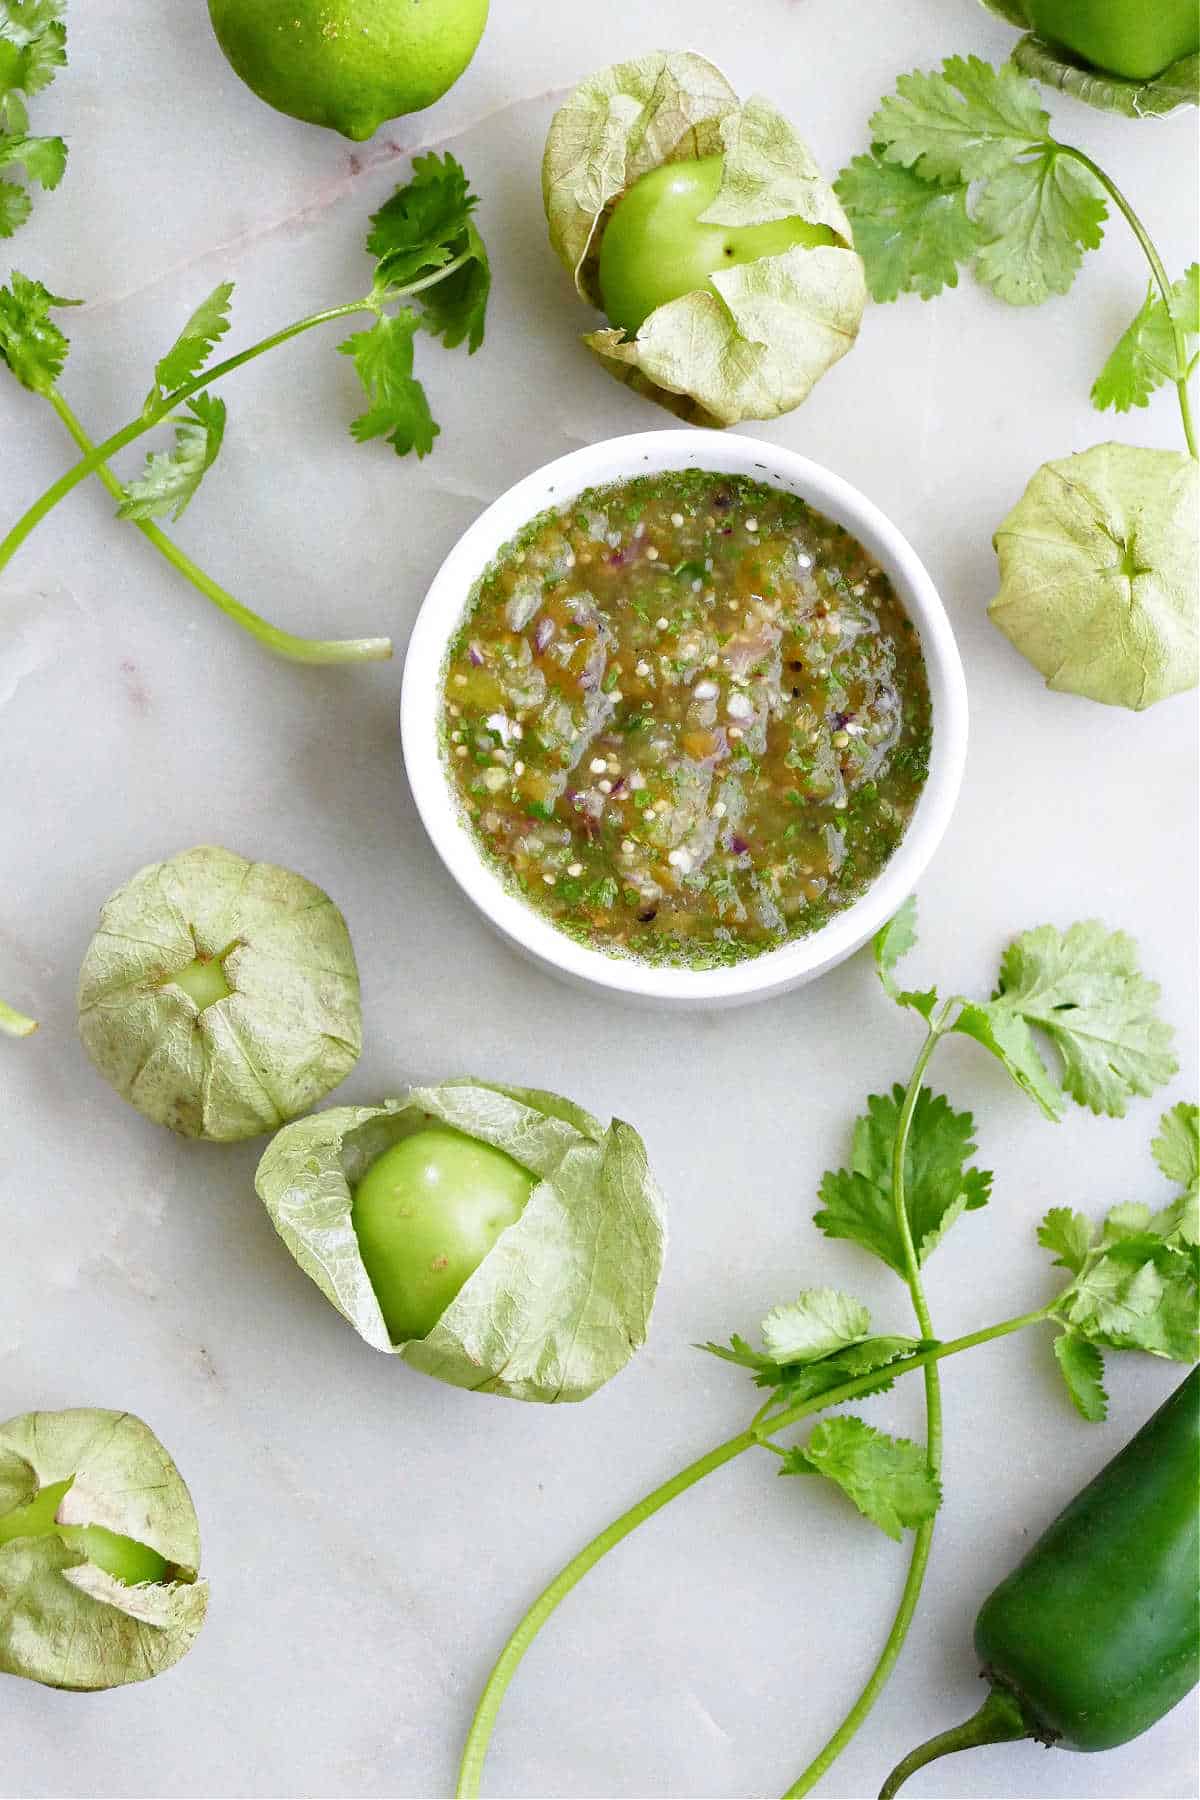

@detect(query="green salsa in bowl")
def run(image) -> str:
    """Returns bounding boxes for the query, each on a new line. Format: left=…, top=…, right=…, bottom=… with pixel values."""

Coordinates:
left=401, top=432, right=967, bottom=1007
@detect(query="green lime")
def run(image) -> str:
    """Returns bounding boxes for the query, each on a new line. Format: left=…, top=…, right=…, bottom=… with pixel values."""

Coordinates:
left=207, top=0, right=490, bottom=141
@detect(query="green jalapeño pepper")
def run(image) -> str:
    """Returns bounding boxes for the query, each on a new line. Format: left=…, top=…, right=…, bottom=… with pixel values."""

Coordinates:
left=880, top=1365, right=1200, bottom=1795
left=1023, top=0, right=1200, bottom=81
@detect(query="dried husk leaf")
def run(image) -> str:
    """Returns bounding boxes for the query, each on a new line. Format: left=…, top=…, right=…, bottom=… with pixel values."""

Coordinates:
left=543, top=50, right=738, bottom=295
left=77, top=845, right=361, bottom=1141
left=0, top=1410, right=207, bottom=1690
left=255, top=1080, right=667, bottom=1403
left=586, top=245, right=867, bottom=427
left=989, top=442, right=1198, bottom=710
left=1013, top=37, right=1198, bottom=117
left=543, top=52, right=865, bottom=425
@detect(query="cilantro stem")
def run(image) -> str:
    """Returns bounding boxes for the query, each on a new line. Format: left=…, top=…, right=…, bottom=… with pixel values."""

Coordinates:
left=0, top=299, right=371, bottom=575
left=781, top=1012, right=953, bottom=1799
left=0, top=248, right=480, bottom=579
left=455, top=1299, right=1053, bottom=1799
left=0, top=997, right=37, bottom=1038
left=45, top=392, right=392, bottom=664
left=1054, top=143, right=1198, bottom=459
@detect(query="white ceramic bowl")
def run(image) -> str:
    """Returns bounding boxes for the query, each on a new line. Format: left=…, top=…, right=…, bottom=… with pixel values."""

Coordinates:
left=401, top=430, right=967, bottom=1008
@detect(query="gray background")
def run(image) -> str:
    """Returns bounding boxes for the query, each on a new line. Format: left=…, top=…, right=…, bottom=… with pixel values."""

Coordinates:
left=1, top=2, right=1196, bottom=1796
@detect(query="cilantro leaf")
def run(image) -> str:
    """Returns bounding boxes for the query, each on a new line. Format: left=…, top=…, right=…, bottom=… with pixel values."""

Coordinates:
left=368, top=151, right=478, bottom=291
left=1046, top=1122, right=1200, bottom=1364
left=699, top=1332, right=778, bottom=1380
left=1153, top=1102, right=1199, bottom=1194
left=0, top=175, right=29, bottom=235
left=871, top=897, right=938, bottom=1017
left=1150, top=1188, right=1200, bottom=1249
left=1037, top=1206, right=1092, bottom=1275
left=700, top=1323, right=922, bottom=1408
left=0, top=129, right=66, bottom=188
left=418, top=216, right=490, bottom=353
left=953, top=1001, right=1064, bottom=1120
left=873, top=897, right=918, bottom=995
left=148, top=281, right=235, bottom=403
left=0, top=1, right=66, bottom=232
left=0, top=268, right=77, bottom=391
left=0, top=2, right=67, bottom=45
left=814, top=1086, right=991, bottom=1275
left=1093, top=268, right=1199, bottom=414
left=760, top=1289, right=872, bottom=1366
left=1052, top=1332, right=1108, bottom=1422
left=0, top=16, right=63, bottom=110
left=973, top=150, right=1107, bottom=306
left=958, top=923, right=1177, bottom=1119
left=780, top=1416, right=941, bottom=1540
left=339, top=309, right=438, bottom=459
left=834, top=152, right=978, bottom=303
left=871, top=55, right=1050, bottom=184
left=1056, top=1237, right=1197, bottom=1360
left=117, top=393, right=227, bottom=523
left=8, top=16, right=63, bottom=95
left=364, top=154, right=490, bottom=364
left=770, top=1334, right=925, bottom=1408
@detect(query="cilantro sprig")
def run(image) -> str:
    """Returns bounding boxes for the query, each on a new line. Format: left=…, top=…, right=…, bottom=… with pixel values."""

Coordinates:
left=0, top=0, right=67, bottom=238
left=836, top=56, right=1198, bottom=457
left=454, top=905, right=1192, bottom=1800
left=0, top=153, right=490, bottom=663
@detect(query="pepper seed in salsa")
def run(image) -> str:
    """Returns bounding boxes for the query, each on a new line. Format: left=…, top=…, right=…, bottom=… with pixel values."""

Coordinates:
left=441, top=470, right=933, bottom=970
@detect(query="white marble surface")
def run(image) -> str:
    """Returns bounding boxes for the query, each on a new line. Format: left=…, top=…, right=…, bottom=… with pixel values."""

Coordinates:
left=1, top=3, right=1197, bottom=1798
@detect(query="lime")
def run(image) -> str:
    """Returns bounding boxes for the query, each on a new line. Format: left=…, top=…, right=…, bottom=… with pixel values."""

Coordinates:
left=207, top=0, right=490, bottom=141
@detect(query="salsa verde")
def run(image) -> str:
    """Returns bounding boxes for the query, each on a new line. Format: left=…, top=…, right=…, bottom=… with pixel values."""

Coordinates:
left=441, top=470, right=932, bottom=969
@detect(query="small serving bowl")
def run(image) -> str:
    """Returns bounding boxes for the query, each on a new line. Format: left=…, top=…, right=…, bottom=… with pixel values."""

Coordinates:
left=401, top=430, right=967, bottom=1009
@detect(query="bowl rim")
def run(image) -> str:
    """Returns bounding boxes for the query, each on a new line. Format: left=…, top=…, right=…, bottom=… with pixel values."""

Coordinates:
left=400, top=429, right=968, bottom=1002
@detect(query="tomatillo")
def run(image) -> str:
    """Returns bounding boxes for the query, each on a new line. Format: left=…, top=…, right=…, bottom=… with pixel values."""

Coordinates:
left=0, top=1478, right=169, bottom=1586
left=1023, top=0, right=1199, bottom=81
left=352, top=1125, right=535, bottom=1342
left=597, top=154, right=837, bottom=338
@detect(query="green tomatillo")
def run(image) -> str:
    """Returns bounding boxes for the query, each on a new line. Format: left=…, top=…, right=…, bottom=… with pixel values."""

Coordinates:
left=351, top=1124, right=535, bottom=1341
left=77, top=846, right=361, bottom=1141
left=0, top=1478, right=170, bottom=1586
left=543, top=51, right=866, bottom=428
left=0, top=1409, right=207, bottom=1690
left=1022, top=0, right=1198, bottom=82
left=598, top=154, right=837, bottom=338
left=255, top=1081, right=667, bottom=1403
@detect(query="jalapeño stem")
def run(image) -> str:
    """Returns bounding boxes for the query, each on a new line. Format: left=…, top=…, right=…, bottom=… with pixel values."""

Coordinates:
left=877, top=1685, right=1032, bottom=1799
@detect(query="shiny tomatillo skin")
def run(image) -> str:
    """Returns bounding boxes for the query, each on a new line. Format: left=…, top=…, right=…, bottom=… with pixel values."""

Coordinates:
left=351, top=1125, right=535, bottom=1342
left=1024, top=0, right=1199, bottom=80
left=597, top=154, right=837, bottom=338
